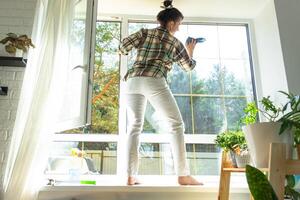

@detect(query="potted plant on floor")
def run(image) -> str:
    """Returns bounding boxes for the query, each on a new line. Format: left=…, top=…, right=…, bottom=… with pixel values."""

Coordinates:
left=242, top=91, right=300, bottom=168
left=215, top=130, right=251, bottom=168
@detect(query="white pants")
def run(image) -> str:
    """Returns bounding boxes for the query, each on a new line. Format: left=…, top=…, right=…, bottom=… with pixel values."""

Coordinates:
left=124, top=77, right=190, bottom=176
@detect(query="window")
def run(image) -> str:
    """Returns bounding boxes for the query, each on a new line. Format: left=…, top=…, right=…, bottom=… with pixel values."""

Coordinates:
left=48, top=20, right=121, bottom=175
left=46, top=17, right=255, bottom=177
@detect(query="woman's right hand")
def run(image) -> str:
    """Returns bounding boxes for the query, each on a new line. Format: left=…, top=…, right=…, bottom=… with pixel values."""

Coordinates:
left=185, top=39, right=197, bottom=59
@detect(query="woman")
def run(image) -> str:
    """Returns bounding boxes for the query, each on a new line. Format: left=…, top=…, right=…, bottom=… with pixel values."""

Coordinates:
left=119, top=0, right=202, bottom=185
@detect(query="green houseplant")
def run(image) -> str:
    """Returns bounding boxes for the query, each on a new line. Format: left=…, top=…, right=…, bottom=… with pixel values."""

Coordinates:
left=241, top=91, right=300, bottom=168
left=278, top=91, right=300, bottom=134
left=246, top=165, right=300, bottom=200
left=279, top=91, right=300, bottom=159
left=242, top=91, right=300, bottom=135
left=241, top=94, right=282, bottom=124
left=242, top=92, right=300, bottom=199
left=215, top=130, right=250, bottom=167
left=0, top=33, right=35, bottom=56
left=246, top=165, right=278, bottom=200
left=215, top=130, right=247, bottom=152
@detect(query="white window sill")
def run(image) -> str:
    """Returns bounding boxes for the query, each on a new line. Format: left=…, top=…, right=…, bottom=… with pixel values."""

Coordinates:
left=40, top=175, right=250, bottom=193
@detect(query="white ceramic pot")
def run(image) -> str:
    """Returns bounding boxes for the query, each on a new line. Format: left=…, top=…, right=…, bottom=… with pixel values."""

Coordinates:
left=15, top=49, right=23, bottom=57
left=243, top=122, right=293, bottom=168
left=235, top=152, right=251, bottom=168
left=0, top=46, right=23, bottom=57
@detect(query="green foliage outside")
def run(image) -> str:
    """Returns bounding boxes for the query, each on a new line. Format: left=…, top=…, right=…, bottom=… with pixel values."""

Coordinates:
left=91, top=21, right=120, bottom=134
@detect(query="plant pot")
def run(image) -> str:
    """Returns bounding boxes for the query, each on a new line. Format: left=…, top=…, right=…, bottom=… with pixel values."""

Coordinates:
left=0, top=45, right=11, bottom=57
left=15, top=49, right=23, bottom=57
left=222, top=151, right=236, bottom=168
left=243, top=122, right=293, bottom=168
left=229, top=150, right=237, bottom=168
left=297, top=144, right=300, bottom=160
left=0, top=46, right=23, bottom=57
left=235, top=152, right=251, bottom=168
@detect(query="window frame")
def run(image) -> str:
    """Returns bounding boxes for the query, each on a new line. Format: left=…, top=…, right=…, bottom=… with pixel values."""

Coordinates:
left=52, top=14, right=258, bottom=178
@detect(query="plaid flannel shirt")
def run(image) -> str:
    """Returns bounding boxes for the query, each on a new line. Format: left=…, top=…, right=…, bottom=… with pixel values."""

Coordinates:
left=119, top=26, right=196, bottom=80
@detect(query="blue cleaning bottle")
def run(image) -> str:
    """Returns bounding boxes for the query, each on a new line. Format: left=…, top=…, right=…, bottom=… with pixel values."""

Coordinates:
left=186, top=37, right=206, bottom=44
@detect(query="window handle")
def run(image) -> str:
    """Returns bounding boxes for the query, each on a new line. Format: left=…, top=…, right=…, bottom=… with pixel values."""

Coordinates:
left=72, top=65, right=87, bottom=72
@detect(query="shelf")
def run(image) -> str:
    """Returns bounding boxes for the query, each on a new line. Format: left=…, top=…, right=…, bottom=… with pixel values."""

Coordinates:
left=222, top=167, right=269, bottom=172
left=0, top=56, right=27, bottom=67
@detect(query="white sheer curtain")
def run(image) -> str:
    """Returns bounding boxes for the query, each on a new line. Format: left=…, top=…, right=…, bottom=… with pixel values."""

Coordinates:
left=3, top=0, right=77, bottom=199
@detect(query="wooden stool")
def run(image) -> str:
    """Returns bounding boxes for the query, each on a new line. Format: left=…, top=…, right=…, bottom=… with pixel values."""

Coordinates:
left=218, top=143, right=300, bottom=200
left=218, top=151, right=268, bottom=200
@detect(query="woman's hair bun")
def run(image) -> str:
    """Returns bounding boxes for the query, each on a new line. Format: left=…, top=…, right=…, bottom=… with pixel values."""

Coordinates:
left=157, top=0, right=183, bottom=27
left=161, top=0, right=173, bottom=9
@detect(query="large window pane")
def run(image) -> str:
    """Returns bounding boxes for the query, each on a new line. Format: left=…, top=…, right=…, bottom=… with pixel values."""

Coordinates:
left=182, top=25, right=219, bottom=59
left=91, top=21, right=121, bottom=134
left=141, top=97, right=192, bottom=134
left=125, top=22, right=255, bottom=176
left=192, top=59, right=222, bottom=95
left=225, top=97, right=248, bottom=130
left=168, top=64, right=190, bottom=94
left=175, top=96, right=193, bottom=134
left=138, top=143, right=219, bottom=175
left=222, top=59, right=253, bottom=96
left=218, top=26, right=249, bottom=59
left=193, top=97, right=225, bottom=135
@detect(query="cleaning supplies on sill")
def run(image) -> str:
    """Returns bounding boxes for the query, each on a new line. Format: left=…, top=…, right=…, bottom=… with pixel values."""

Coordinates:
left=80, top=180, right=97, bottom=185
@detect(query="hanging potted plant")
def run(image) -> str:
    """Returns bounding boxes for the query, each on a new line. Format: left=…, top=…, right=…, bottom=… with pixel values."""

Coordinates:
left=241, top=91, right=300, bottom=168
left=0, top=33, right=35, bottom=57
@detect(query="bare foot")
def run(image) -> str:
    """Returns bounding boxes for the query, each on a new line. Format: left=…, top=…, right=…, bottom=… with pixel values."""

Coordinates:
left=127, top=176, right=141, bottom=185
left=178, top=176, right=203, bottom=185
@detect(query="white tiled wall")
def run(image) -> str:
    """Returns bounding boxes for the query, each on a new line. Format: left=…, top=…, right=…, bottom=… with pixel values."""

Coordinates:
left=0, top=0, right=37, bottom=194
left=0, top=0, right=37, bottom=56
left=0, top=66, right=25, bottom=185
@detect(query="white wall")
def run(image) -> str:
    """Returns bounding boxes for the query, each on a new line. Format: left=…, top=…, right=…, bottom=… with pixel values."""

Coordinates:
left=98, top=0, right=268, bottom=18
left=0, top=66, right=25, bottom=197
left=0, top=0, right=37, bottom=196
left=252, top=0, right=288, bottom=105
left=274, top=0, right=300, bottom=95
